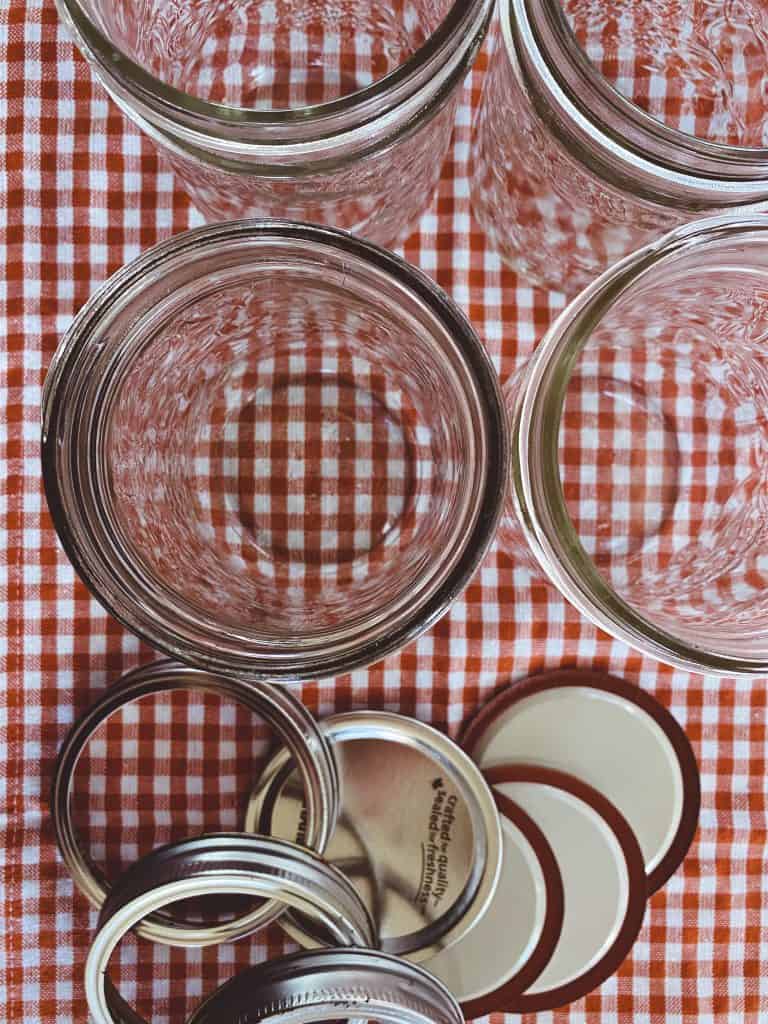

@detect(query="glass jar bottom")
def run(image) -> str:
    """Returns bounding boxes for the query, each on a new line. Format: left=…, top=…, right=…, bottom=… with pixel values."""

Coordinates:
left=197, top=370, right=414, bottom=568
left=560, top=372, right=681, bottom=565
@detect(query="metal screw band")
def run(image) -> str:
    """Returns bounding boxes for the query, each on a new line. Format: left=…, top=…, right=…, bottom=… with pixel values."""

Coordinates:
left=186, top=948, right=464, bottom=1024
left=85, top=834, right=376, bottom=1024
left=52, top=660, right=339, bottom=945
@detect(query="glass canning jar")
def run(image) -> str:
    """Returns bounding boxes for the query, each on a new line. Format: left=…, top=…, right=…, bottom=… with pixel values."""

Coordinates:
left=472, top=0, right=768, bottom=293
left=42, top=220, right=506, bottom=682
left=55, top=0, right=493, bottom=247
left=501, top=214, right=768, bottom=677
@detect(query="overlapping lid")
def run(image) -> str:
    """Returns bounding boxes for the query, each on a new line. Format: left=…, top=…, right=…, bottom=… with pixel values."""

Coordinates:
left=247, top=710, right=503, bottom=962
left=423, top=788, right=565, bottom=1014
left=463, top=668, right=700, bottom=892
left=483, top=763, right=647, bottom=1013
left=430, top=669, right=701, bottom=1014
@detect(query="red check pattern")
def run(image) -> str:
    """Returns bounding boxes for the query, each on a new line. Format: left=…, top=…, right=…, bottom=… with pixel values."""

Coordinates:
left=209, top=364, right=417, bottom=570
left=565, top=0, right=768, bottom=148
left=1, top=3, right=767, bottom=1024
left=107, top=298, right=430, bottom=623
left=97, top=0, right=445, bottom=109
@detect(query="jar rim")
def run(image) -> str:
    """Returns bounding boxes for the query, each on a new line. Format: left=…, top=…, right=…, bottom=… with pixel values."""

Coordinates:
left=513, top=213, right=768, bottom=676
left=42, top=219, right=507, bottom=682
left=56, top=0, right=488, bottom=133
left=504, top=0, right=768, bottom=199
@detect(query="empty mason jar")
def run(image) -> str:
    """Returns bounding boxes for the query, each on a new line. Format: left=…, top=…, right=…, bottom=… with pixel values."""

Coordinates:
left=43, top=221, right=506, bottom=682
left=472, top=0, right=768, bottom=293
left=55, top=0, right=493, bottom=246
left=501, top=214, right=768, bottom=676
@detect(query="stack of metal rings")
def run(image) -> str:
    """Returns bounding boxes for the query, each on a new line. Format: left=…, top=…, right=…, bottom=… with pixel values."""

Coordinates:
left=52, top=661, right=503, bottom=1024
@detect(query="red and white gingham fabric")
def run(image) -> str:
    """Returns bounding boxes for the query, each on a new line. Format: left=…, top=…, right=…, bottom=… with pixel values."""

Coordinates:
left=2, top=2, right=768, bottom=1023
left=565, top=0, right=768, bottom=148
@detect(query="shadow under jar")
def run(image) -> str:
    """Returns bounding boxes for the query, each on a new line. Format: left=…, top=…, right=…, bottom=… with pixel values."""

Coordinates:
left=501, top=214, right=768, bottom=676
left=471, top=0, right=768, bottom=294
left=42, top=221, right=506, bottom=681
left=55, top=0, right=493, bottom=247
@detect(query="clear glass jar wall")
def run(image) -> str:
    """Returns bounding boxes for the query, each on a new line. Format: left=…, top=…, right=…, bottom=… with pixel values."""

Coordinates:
left=42, top=222, right=506, bottom=682
left=472, top=0, right=768, bottom=293
left=503, top=215, right=768, bottom=677
left=56, top=0, right=493, bottom=246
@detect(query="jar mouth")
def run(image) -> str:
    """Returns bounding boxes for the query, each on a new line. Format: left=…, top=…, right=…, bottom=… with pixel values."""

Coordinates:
left=57, top=0, right=486, bottom=130
left=514, top=214, right=768, bottom=676
left=506, top=0, right=768, bottom=195
left=43, top=220, right=507, bottom=682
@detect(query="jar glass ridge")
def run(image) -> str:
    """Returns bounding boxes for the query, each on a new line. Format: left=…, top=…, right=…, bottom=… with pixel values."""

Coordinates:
left=471, top=0, right=768, bottom=292
left=56, top=0, right=494, bottom=245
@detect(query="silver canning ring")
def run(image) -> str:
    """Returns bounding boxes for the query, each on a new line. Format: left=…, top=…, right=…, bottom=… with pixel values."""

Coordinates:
left=52, top=660, right=339, bottom=944
left=187, top=948, right=464, bottom=1024
left=86, top=834, right=377, bottom=1024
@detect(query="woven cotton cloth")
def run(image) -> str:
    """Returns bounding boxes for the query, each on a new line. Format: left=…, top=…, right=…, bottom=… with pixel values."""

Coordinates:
left=1, top=2, right=767, bottom=1023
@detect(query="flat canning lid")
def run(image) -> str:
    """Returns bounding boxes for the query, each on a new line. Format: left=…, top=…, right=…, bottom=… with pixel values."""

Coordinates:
left=247, top=710, right=502, bottom=961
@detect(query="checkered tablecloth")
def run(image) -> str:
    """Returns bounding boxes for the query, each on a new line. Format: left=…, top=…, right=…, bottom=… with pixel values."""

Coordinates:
left=2, top=2, right=767, bottom=1023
